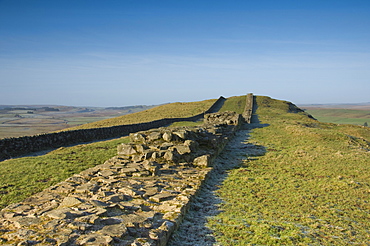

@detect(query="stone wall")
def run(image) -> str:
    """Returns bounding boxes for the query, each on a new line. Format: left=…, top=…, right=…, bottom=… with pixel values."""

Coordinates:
left=0, top=97, right=226, bottom=161
left=242, top=93, right=254, bottom=123
left=0, top=111, right=243, bottom=245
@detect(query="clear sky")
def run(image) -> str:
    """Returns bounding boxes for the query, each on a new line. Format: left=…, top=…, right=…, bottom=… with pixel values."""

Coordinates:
left=1, top=0, right=369, bottom=107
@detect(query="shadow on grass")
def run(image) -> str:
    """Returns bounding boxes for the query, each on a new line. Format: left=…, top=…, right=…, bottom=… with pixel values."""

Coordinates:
left=168, top=121, right=268, bottom=246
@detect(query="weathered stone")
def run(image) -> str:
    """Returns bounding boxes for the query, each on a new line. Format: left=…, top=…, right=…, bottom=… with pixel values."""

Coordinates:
left=49, top=182, right=76, bottom=194
left=135, top=144, right=148, bottom=153
left=12, top=216, right=41, bottom=228
left=98, top=169, right=116, bottom=177
left=132, top=154, right=144, bottom=162
left=1, top=229, right=37, bottom=241
left=147, top=132, right=162, bottom=141
left=160, top=142, right=173, bottom=150
left=193, top=154, right=211, bottom=167
left=10, top=205, right=32, bottom=214
left=59, top=196, right=83, bottom=208
left=184, top=139, right=199, bottom=150
left=67, top=221, right=93, bottom=231
left=174, top=145, right=191, bottom=155
left=75, top=214, right=100, bottom=224
left=149, top=193, right=176, bottom=203
left=118, top=144, right=137, bottom=155
left=107, top=194, right=131, bottom=203
left=75, top=183, right=100, bottom=193
left=163, top=149, right=179, bottom=163
left=76, top=233, right=113, bottom=245
left=133, top=170, right=152, bottom=177
left=43, top=208, right=75, bottom=219
left=162, top=132, right=173, bottom=142
left=99, top=224, right=128, bottom=237
left=130, top=133, right=146, bottom=143
left=173, top=130, right=189, bottom=140
left=65, top=175, right=87, bottom=184
left=90, top=200, right=110, bottom=208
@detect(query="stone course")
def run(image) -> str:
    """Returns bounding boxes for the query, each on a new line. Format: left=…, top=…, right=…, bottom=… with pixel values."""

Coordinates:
left=0, top=111, right=244, bottom=245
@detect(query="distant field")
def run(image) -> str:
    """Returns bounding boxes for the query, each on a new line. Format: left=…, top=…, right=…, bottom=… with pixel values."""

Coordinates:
left=0, top=105, right=155, bottom=139
left=302, top=107, right=370, bottom=126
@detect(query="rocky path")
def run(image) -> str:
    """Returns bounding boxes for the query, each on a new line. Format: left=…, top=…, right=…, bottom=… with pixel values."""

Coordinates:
left=168, top=123, right=266, bottom=246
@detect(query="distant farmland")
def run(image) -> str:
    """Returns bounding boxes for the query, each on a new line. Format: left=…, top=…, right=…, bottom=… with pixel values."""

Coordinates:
left=0, top=105, right=156, bottom=139
left=301, top=103, right=370, bottom=126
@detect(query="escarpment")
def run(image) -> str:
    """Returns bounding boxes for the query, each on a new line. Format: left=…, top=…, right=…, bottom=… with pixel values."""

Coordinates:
left=0, top=110, right=248, bottom=245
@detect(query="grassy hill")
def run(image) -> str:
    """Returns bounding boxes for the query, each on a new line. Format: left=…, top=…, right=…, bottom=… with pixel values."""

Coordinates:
left=60, top=98, right=217, bottom=131
left=1, top=95, right=369, bottom=245
left=208, top=96, right=370, bottom=245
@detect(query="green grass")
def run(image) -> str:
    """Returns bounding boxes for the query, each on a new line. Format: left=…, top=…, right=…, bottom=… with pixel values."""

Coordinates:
left=169, top=120, right=204, bottom=127
left=219, top=95, right=247, bottom=114
left=0, top=137, right=129, bottom=210
left=61, top=99, right=217, bottom=131
left=208, top=96, right=370, bottom=245
left=306, top=108, right=370, bottom=126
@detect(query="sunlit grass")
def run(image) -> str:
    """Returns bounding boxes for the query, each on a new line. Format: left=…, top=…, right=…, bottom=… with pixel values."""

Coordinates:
left=61, top=99, right=217, bottom=131
left=219, top=95, right=247, bottom=114
left=0, top=137, right=129, bottom=210
left=208, top=96, right=370, bottom=245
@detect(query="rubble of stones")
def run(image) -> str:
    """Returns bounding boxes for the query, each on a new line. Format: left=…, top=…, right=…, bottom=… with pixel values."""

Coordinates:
left=0, top=111, right=243, bottom=246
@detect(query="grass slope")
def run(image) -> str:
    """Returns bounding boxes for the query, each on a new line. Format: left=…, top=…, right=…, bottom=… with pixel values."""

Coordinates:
left=60, top=99, right=217, bottom=131
left=0, top=137, right=129, bottom=210
left=208, top=96, right=370, bottom=245
left=218, top=95, right=247, bottom=114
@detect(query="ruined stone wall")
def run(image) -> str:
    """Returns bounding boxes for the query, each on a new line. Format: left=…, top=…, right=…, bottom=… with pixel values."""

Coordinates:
left=0, top=97, right=226, bottom=161
left=242, top=93, right=254, bottom=123
left=0, top=111, right=243, bottom=245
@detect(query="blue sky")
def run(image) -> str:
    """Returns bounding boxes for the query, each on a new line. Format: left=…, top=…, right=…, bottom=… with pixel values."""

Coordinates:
left=1, top=0, right=369, bottom=107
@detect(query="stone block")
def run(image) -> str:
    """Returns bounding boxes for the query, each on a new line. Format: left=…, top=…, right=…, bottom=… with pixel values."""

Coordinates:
left=193, top=154, right=211, bottom=167
left=118, top=143, right=137, bottom=155
left=130, top=133, right=146, bottom=143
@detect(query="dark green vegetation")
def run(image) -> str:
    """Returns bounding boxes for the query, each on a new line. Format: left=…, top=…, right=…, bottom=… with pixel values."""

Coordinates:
left=208, top=96, right=370, bottom=245
left=0, top=105, right=155, bottom=139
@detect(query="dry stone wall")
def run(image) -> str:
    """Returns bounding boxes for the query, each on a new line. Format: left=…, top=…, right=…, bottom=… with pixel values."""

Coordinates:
left=0, top=97, right=226, bottom=161
left=242, top=93, right=254, bottom=123
left=0, top=111, right=243, bottom=245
